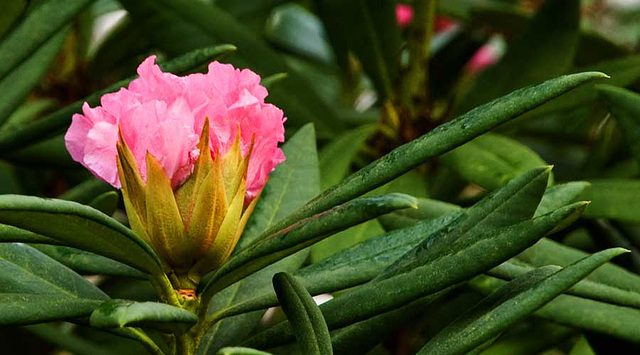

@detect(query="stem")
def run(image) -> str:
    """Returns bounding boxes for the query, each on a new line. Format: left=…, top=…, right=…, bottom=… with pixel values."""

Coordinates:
left=124, top=328, right=166, bottom=355
left=152, top=271, right=183, bottom=307
left=401, top=0, right=437, bottom=110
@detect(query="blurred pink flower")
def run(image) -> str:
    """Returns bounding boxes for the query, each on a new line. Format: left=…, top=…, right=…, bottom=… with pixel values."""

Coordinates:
left=466, top=37, right=505, bottom=75
left=65, top=56, right=285, bottom=200
left=396, top=4, right=414, bottom=27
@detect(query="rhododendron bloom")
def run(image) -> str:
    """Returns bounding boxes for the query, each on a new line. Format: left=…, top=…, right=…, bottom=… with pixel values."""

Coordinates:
left=65, top=56, right=286, bottom=286
left=396, top=4, right=413, bottom=28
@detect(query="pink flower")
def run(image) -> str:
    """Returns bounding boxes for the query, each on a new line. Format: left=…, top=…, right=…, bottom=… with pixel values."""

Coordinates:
left=466, top=36, right=505, bottom=75
left=396, top=4, right=413, bottom=28
left=65, top=56, right=286, bottom=200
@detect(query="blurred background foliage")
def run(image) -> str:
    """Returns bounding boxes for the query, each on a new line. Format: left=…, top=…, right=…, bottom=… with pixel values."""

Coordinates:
left=5, top=0, right=640, bottom=354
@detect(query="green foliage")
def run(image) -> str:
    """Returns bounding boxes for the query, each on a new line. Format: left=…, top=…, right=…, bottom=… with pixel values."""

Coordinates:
left=2, top=0, right=640, bottom=354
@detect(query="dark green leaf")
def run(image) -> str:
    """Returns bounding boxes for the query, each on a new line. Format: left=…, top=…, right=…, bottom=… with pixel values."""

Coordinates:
left=203, top=193, right=417, bottom=299
left=26, top=324, right=119, bottom=355
left=598, top=85, right=640, bottom=164
left=0, top=243, right=107, bottom=299
left=262, top=72, right=606, bottom=239
left=535, top=181, right=590, bottom=217
left=273, top=273, right=332, bottom=355
left=31, top=244, right=147, bottom=279
left=197, top=124, right=320, bottom=354
left=89, top=191, right=120, bottom=216
left=90, top=300, right=197, bottom=333
left=0, top=223, right=59, bottom=244
left=0, top=0, right=25, bottom=38
left=0, top=27, right=67, bottom=125
left=378, top=197, right=461, bottom=231
left=217, top=348, right=273, bottom=355
left=0, top=0, right=91, bottom=81
left=316, top=0, right=400, bottom=100
left=580, top=179, right=640, bottom=222
left=441, top=133, right=549, bottom=190
left=242, top=203, right=586, bottom=349
left=420, top=248, right=627, bottom=355
left=264, top=4, right=333, bottom=64
left=0, top=294, right=103, bottom=326
left=0, top=195, right=162, bottom=274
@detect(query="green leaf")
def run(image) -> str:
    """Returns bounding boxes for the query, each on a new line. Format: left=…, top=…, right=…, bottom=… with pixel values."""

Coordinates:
left=0, top=0, right=91, bottom=81
left=0, top=223, right=59, bottom=244
left=420, top=248, right=627, bottom=355
left=598, top=85, right=640, bottom=164
left=378, top=197, right=461, bottom=231
left=476, top=321, right=575, bottom=355
left=569, top=336, right=596, bottom=355
left=0, top=26, right=67, bottom=125
left=490, top=259, right=640, bottom=310
left=0, top=294, right=103, bottom=326
left=316, top=0, right=400, bottom=100
left=454, top=0, right=580, bottom=114
left=0, top=195, right=162, bottom=274
left=261, top=72, right=606, bottom=239
left=59, top=178, right=114, bottom=204
left=203, top=193, right=417, bottom=299
left=118, top=0, right=343, bottom=136
left=90, top=300, right=197, bottom=333
left=25, top=324, right=119, bottom=355
left=197, top=124, right=320, bottom=354
left=440, top=133, right=549, bottom=190
left=242, top=203, right=586, bottom=349
left=0, top=0, right=25, bottom=38
left=208, top=166, right=556, bottom=320
left=89, top=191, right=120, bottom=216
left=535, top=181, right=590, bottom=217
left=0, top=243, right=107, bottom=299
left=310, top=219, right=383, bottom=262
left=517, top=237, right=640, bottom=294
left=319, top=124, right=378, bottom=191
left=0, top=43, right=236, bottom=151
left=264, top=4, right=334, bottom=64
left=217, top=348, right=273, bottom=355
left=580, top=179, right=640, bottom=222
left=471, top=274, right=640, bottom=343
left=31, top=244, right=147, bottom=279
left=273, top=273, right=332, bottom=355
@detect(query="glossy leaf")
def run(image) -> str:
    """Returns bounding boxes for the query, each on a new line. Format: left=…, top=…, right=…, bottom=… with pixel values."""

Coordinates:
left=0, top=0, right=91, bottom=81
left=420, top=248, right=627, bottom=355
left=260, top=72, right=606, bottom=239
left=580, top=180, right=640, bottom=222
left=441, top=133, right=549, bottom=190
left=0, top=27, right=67, bottom=125
left=90, top=300, right=197, bottom=333
left=242, top=203, right=586, bottom=349
left=203, top=193, right=417, bottom=299
left=197, top=124, right=320, bottom=354
left=0, top=195, right=162, bottom=274
left=0, top=294, right=103, bottom=326
left=31, top=244, right=147, bottom=279
left=0, top=243, right=107, bottom=299
left=0, top=224, right=58, bottom=244
left=273, top=273, right=332, bottom=355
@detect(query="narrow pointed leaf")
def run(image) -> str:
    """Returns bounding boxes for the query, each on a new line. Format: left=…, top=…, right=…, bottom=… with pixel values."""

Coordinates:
left=0, top=195, right=162, bottom=274
left=0, top=224, right=59, bottom=244
left=242, top=203, right=587, bottom=349
left=217, top=348, right=273, bottom=355
left=262, top=72, right=607, bottom=238
left=535, top=181, right=590, bottom=217
left=599, top=85, right=640, bottom=163
left=31, top=244, right=147, bottom=279
left=90, top=300, right=197, bottom=333
left=580, top=179, right=640, bottom=222
left=420, top=248, right=628, bottom=355
left=273, top=273, right=332, bottom=355
left=0, top=294, right=103, bottom=326
left=197, top=124, right=320, bottom=354
left=88, top=191, right=120, bottom=216
left=203, top=193, right=417, bottom=299
left=0, top=243, right=107, bottom=299
left=440, top=133, right=549, bottom=190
